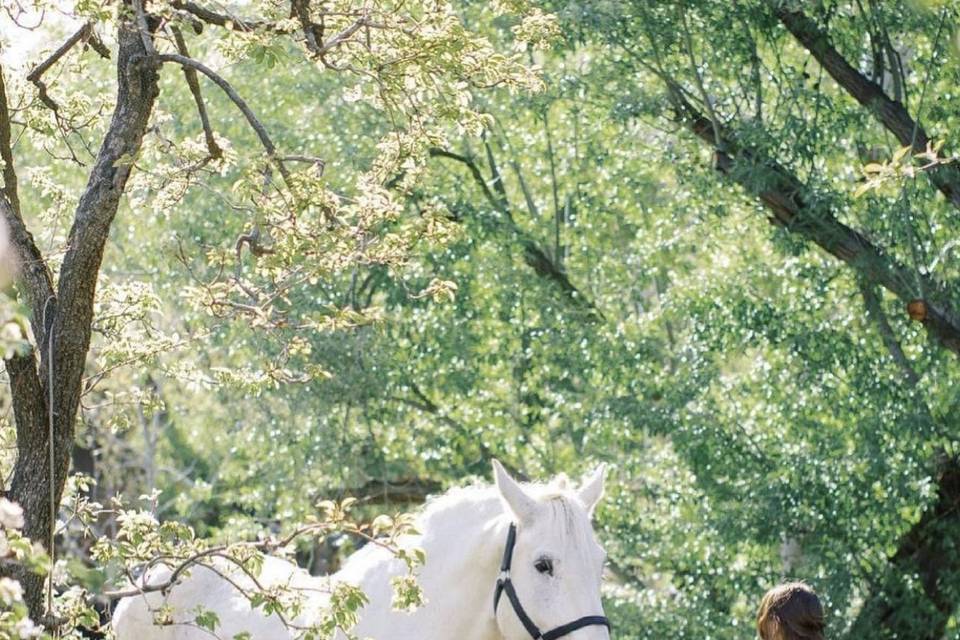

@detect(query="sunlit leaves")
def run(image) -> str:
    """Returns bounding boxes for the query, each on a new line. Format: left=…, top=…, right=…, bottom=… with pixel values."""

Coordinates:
left=6, top=1, right=960, bottom=638
left=854, top=141, right=954, bottom=198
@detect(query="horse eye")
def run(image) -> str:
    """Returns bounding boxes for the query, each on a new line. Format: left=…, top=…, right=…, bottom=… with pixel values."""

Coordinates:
left=534, top=558, right=553, bottom=576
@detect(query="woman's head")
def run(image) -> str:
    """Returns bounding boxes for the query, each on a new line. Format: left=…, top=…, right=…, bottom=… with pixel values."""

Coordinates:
left=756, top=582, right=825, bottom=640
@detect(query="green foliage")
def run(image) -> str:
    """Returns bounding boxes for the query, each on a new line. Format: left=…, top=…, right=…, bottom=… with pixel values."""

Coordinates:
left=3, top=0, right=960, bottom=638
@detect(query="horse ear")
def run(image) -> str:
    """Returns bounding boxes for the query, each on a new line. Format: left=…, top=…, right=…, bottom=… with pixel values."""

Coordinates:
left=577, top=464, right=606, bottom=515
left=492, top=460, right=539, bottom=523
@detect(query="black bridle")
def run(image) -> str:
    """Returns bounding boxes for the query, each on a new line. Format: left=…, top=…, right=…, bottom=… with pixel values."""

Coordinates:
left=493, top=523, right=611, bottom=640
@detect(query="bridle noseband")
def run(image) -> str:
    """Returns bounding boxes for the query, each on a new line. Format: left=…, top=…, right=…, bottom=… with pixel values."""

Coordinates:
left=493, top=523, right=610, bottom=640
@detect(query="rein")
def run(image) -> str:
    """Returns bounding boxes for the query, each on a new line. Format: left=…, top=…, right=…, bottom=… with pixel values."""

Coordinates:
left=493, top=523, right=610, bottom=640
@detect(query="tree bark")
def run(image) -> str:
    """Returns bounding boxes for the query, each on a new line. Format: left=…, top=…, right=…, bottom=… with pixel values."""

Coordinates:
left=1, top=19, right=159, bottom=618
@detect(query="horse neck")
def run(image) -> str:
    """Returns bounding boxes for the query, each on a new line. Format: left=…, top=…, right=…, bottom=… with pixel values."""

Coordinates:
left=339, top=486, right=509, bottom=640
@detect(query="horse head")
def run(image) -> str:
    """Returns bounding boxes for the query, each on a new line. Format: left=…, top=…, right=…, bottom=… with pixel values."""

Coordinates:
left=492, top=460, right=610, bottom=640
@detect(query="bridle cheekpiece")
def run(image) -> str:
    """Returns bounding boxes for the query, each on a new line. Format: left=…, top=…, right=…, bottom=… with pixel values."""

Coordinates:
left=493, top=523, right=610, bottom=640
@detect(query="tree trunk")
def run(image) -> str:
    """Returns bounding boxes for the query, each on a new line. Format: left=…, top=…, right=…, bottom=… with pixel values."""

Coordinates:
left=1, top=18, right=159, bottom=618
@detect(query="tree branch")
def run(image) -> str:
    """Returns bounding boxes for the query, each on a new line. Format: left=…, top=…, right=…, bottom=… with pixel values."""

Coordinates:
left=859, top=281, right=920, bottom=385
left=346, top=477, right=442, bottom=504
left=669, top=90, right=960, bottom=356
left=169, top=0, right=282, bottom=33
left=429, top=148, right=500, bottom=214
left=776, top=7, right=960, bottom=210
left=849, top=454, right=960, bottom=640
left=130, top=0, right=157, bottom=57
left=0, top=68, right=56, bottom=345
left=25, top=23, right=96, bottom=84
left=394, top=381, right=496, bottom=463
left=316, top=17, right=367, bottom=57
left=0, top=65, right=22, bottom=216
left=291, top=0, right=323, bottom=56
left=156, top=53, right=292, bottom=187
left=26, top=23, right=97, bottom=113
left=428, top=147, right=604, bottom=320
left=170, top=27, right=221, bottom=160
left=483, top=137, right=511, bottom=215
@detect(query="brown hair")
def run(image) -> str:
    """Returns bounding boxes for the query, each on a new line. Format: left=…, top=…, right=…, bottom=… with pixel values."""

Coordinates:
left=756, top=582, right=825, bottom=640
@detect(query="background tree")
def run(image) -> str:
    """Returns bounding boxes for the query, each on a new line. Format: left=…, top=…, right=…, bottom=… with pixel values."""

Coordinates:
left=0, top=0, right=545, bottom=618
left=4, top=1, right=960, bottom=638
left=538, top=0, right=960, bottom=637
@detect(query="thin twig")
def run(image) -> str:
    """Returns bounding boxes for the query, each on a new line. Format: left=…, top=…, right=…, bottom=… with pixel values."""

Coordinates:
left=170, top=26, right=221, bottom=160
left=156, top=53, right=292, bottom=187
left=27, top=23, right=95, bottom=115
left=678, top=5, right=721, bottom=147
left=860, top=281, right=920, bottom=385
left=169, top=0, right=280, bottom=33
left=317, top=17, right=367, bottom=56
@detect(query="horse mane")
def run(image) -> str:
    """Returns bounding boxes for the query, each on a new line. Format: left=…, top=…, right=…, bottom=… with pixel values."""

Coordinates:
left=416, top=473, right=590, bottom=532
left=338, top=474, right=595, bottom=579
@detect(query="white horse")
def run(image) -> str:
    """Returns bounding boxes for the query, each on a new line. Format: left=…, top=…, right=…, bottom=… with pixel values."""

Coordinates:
left=112, top=460, right=610, bottom=640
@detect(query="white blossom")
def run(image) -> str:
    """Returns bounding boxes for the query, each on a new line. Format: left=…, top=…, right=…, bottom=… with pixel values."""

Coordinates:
left=0, top=577, right=23, bottom=605
left=14, top=617, right=41, bottom=639
left=0, top=498, right=24, bottom=530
